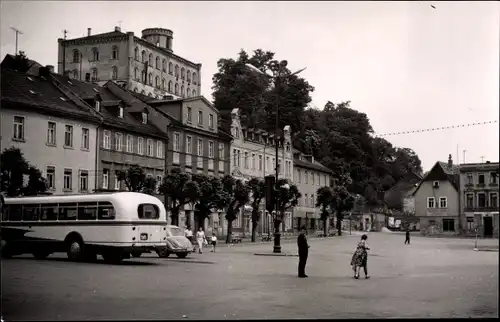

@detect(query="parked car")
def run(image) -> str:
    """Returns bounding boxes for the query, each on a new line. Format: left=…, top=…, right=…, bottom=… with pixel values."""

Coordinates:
left=155, top=225, right=194, bottom=258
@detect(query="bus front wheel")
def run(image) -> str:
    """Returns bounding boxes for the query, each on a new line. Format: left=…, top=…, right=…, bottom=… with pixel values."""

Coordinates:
left=66, top=236, right=85, bottom=261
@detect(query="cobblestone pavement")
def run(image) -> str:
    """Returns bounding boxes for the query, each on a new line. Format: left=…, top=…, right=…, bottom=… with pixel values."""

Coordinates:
left=2, top=233, right=498, bottom=320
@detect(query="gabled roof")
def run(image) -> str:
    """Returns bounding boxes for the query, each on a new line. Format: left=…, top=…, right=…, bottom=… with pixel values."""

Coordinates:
left=0, top=67, right=101, bottom=124
left=412, top=161, right=460, bottom=196
left=1, top=54, right=44, bottom=75
left=294, top=157, right=332, bottom=174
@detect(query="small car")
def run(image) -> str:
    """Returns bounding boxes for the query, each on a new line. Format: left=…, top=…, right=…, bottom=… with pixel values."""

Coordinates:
left=155, top=225, right=194, bottom=258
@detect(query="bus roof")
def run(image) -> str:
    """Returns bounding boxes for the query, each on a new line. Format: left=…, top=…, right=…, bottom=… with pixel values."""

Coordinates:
left=4, top=192, right=162, bottom=206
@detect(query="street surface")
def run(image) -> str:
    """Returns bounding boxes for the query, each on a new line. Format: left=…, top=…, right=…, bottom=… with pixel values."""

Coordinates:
left=2, top=233, right=498, bottom=319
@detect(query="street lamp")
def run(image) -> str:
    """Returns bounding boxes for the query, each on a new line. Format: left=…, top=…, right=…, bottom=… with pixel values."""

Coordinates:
left=245, top=61, right=306, bottom=253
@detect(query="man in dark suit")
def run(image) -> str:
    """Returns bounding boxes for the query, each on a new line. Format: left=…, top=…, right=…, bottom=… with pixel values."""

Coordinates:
left=297, top=226, right=310, bottom=278
left=405, top=228, right=411, bottom=245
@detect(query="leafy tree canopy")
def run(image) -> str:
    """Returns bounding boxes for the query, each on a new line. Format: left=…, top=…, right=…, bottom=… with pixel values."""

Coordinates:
left=191, top=174, right=230, bottom=224
left=116, top=165, right=156, bottom=194
left=1, top=147, right=47, bottom=197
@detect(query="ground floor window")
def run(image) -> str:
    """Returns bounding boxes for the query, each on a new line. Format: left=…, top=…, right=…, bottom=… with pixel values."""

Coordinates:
left=466, top=217, right=475, bottom=231
left=442, top=218, right=455, bottom=232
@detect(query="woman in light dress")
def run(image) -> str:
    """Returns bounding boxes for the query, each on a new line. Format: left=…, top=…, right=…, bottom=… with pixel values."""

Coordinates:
left=196, top=227, right=206, bottom=254
left=350, top=234, right=370, bottom=279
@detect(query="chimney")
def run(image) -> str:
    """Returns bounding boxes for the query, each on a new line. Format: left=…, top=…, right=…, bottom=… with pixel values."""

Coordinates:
left=448, top=154, right=453, bottom=168
left=46, top=65, right=54, bottom=73
left=87, top=28, right=91, bottom=37
left=114, top=26, right=121, bottom=32
left=39, top=66, right=50, bottom=77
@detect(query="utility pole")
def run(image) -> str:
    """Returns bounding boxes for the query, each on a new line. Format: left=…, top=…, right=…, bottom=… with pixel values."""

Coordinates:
left=62, top=29, right=68, bottom=75
left=480, top=156, right=485, bottom=163
left=10, top=27, right=23, bottom=55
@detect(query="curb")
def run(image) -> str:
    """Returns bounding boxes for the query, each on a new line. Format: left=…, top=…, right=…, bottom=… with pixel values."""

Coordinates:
left=473, top=248, right=499, bottom=252
left=253, top=253, right=298, bottom=257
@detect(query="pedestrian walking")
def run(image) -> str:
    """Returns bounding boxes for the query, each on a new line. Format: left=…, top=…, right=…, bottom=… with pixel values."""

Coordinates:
left=210, top=233, right=217, bottom=252
left=350, top=234, right=370, bottom=279
left=196, top=227, right=206, bottom=254
left=405, top=229, right=410, bottom=245
left=297, top=226, right=310, bottom=278
left=185, top=226, right=194, bottom=245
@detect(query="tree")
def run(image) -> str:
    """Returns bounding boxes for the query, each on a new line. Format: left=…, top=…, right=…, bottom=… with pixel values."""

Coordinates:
left=116, top=165, right=151, bottom=193
left=11, top=51, right=31, bottom=73
left=159, top=168, right=200, bottom=226
left=212, top=49, right=314, bottom=132
left=1, top=147, right=47, bottom=197
left=316, top=186, right=334, bottom=237
left=191, top=174, right=231, bottom=230
left=275, top=178, right=301, bottom=232
left=246, top=178, right=265, bottom=242
left=331, top=174, right=355, bottom=236
left=222, top=176, right=250, bottom=243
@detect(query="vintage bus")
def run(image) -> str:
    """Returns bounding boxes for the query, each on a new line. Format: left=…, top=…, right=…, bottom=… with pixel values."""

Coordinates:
left=0, top=192, right=168, bottom=263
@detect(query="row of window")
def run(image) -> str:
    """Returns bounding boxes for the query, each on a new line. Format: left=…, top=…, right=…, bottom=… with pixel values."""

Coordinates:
left=133, top=47, right=198, bottom=84
left=73, top=47, right=119, bottom=63
left=102, top=130, right=164, bottom=158
left=231, top=149, right=293, bottom=177
left=2, top=202, right=115, bottom=222
left=465, top=192, right=498, bottom=209
left=465, top=172, right=498, bottom=185
left=13, top=117, right=90, bottom=150
left=133, top=69, right=197, bottom=98
left=303, top=193, right=316, bottom=208
left=100, top=169, right=163, bottom=193
left=45, top=167, right=90, bottom=192
left=71, top=67, right=118, bottom=82
left=428, top=218, right=455, bottom=232
left=232, top=126, right=292, bottom=151
left=427, top=197, right=448, bottom=209
left=172, top=133, right=224, bottom=159
left=297, top=168, right=328, bottom=186
left=187, top=107, right=214, bottom=128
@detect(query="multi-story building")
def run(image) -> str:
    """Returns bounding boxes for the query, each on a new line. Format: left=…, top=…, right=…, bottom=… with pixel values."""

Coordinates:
left=57, top=26, right=202, bottom=100
left=221, top=108, right=294, bottom=236
left=50, top=74, right=169, bottom=192
left=412, top=155, right=460, bottom=236
left=459, top=161, right=499, bottom=238
left=132, top=92, right=232, bottom=231
left=293, top=152, right=332, bottom=232
left=1, top=60, right=101, bottom=194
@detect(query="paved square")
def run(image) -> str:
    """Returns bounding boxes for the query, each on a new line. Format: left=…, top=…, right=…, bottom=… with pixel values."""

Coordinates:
left=2, top=233, right=498, bottom=319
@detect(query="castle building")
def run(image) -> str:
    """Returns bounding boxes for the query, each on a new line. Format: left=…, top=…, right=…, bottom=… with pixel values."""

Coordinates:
left=57, top=26, right=202, bottom=100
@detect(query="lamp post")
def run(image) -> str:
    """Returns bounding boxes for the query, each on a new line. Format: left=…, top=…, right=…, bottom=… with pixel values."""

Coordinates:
left=245, top=62, right=306, bottom=253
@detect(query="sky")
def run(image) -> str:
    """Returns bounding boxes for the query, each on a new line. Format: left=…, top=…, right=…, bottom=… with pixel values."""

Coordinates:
left=1, top=1, right=498, bottom=171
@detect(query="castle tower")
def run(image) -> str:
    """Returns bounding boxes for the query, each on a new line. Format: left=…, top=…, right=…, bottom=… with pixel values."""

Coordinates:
left=141, top=28, right=173, bottom=52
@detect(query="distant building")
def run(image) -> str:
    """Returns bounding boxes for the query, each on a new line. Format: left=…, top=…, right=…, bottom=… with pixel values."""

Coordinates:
left=57, top=26, right=201, bottom=100
left=459, top=161, right=499, bottom=238
left=412, top=155, right=460, bottom=236
left=1, top=60, right=101, bottom=194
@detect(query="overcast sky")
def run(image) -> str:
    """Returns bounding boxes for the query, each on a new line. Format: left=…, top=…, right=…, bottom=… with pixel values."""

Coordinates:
left=1, top=1, right=498, bottom=171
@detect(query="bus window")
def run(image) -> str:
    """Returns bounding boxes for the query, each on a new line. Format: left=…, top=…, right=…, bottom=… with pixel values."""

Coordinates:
left=98, top=202, right=115, bottom=220
left=41, top=204, right=58, bottom=221
left=59, top=203, right=77, bottom=221
left=23, top=205, right=41, bottom=221
left=137, top=204, right=160, bottom=219
left=77, top=202, right=98, bottom=220
left=7, top=205, right=22, bottom=221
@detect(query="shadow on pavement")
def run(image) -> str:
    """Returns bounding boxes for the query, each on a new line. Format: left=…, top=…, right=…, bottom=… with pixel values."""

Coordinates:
left=8, top=257, right=159, bottom=266
left=162, top=258, right=215, bottom=264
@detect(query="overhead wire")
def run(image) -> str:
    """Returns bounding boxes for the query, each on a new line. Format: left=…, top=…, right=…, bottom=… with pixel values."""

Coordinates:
left=374, top=120, right=498, bottom=138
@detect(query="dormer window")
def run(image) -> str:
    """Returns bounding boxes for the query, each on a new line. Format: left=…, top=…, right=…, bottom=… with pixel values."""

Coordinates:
left=95, top=101, right=100, bottom=112
left=119, top=107, right=124, bottom=118
left=142, top=112, right=147, bottom=124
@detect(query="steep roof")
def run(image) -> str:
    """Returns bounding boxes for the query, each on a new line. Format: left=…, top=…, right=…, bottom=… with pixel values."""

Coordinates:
left=412, top=161, right=460, bottom=196
left=0, top=67, right=101, bottom=123
left=1, top=54, right=44, bottom=75
left=294, top=157, right=332, bottom=174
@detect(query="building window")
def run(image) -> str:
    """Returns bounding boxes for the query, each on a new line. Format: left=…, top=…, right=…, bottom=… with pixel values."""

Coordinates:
left=73, top=50, right=80, bottom=63
left=114, top=171, right=120, bottom=190
left=115, top=133, right=123, bottom=151
left=312, top=172, right=315, bottom=185
left=466, top=173, right=473, bottom=184
left=134, top=47, right=139, bottom=60
left=478, top=174, right=485, bottom=185
left=209, top=141, right=214, bottom=158
left=181, top=85, right=185, bottom=97
left=175, top=83, right=179, bottom=95
left=92, top=48, right=99, bottom=61
left=13, top=116, right=25, bottom=140
left=148, top=73, right=153, bottom=86
left=427, top=197, right=435, bottom=208
left=142, top=112, right=147, bottom=124
left=102, top=130, right=111, bottom=149
left=46, top=166, right=55, bottom=190
left=258, top=155, right=263, bottom=171
left=141, top=50, right=146, bottom=63
left=64, top=125, right=73, bottom=147
left=442, top=218, right=455, bottom=232
left=149, top=53, right=153, bottom=66
left=147, top=139, right=154, bottom=156
left=79, top=170, right=89, bottom=191
left=175, top=65, right=179, bottom=77
left=244, top=152, right=249, bottom=169
left=162, top=78, right=166, bottom=90
left=209, top=114, right=214, bottom=129
left=141, top=70, right=146, bottom=84
left=193, top=72, right=197, bottom=84
left=173, top=133, right=180, bottom=152
left=237, top=150, right=241, bottom=167
left=181, top=67, right=185, bottom=79
left=112, top=66, right=118, bottom=80
left=102, top=169, right=109, bottom=190
left=197, top=139, right=203, bottom=156
left=47, top=122, right=56, bottom=145
left=168, top=81, right=173, bottom=92
left=155, top=76, right=160, bottom=88
left=187, top=70, right=191, bottom=82
left=439, top=197, right=447, bottom=208
left=169, top=62, right=173, bottom=74
left=155, top=56, right=160, bottom=69
left=305, top=171, right=308, bottom=184
left=187, top=107, right=192, bottom=123
left=186, top=136, right=192, bottom=154
left=297, top=169, right=301, bottom=183
left=234, top=127, right=239, bottom=139
left=91, top=68, right=98, bottom=81
left=162, top=59, right=167, bottom=72
left=81, top=128, right=89, bottom=150
left=192, top=89, right=196, bottom=97
left=219, top=143, right=224, bottom=159
left=310, top=194, right=314, bottom=207
left=478, top=193, right=486, bottom=207
left=466, top=193, right=474, bottom=208
left=72, top=70, right=78, bottom=79
left=233, top=149, right=238, bottom=166
left=198, top=111, right=203, bottom=126
left=112, top=46, right=118, bottom=60
left=466, top=217, right=474, bottom=231
left=134, top=68, right=139, bottom=81
left=304, top=194, right=308, bottom=207
left=63, top=169, right=72, bottom=191
left=138, top=137, right=144, bottom=155
left=491, top=172, right=498, bottom=184
left=156, top=140, right=163, bottom=158
left=251, top=153, right=255, bottom=170
left=187, top=87, right=191, bottom=98
left=266, top=156, right=270, bottom=173
left=490, top=193, right=498, bottom=208
left=126, top=135, right=133, bottom=153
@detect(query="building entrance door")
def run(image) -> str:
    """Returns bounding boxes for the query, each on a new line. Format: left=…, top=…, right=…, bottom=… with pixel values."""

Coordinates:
left=483, top=217, right=493, bottom=237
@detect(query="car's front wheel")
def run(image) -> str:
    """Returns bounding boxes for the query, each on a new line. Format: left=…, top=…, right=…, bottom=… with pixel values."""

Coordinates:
left=156, top=247, right=170, bottom=258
